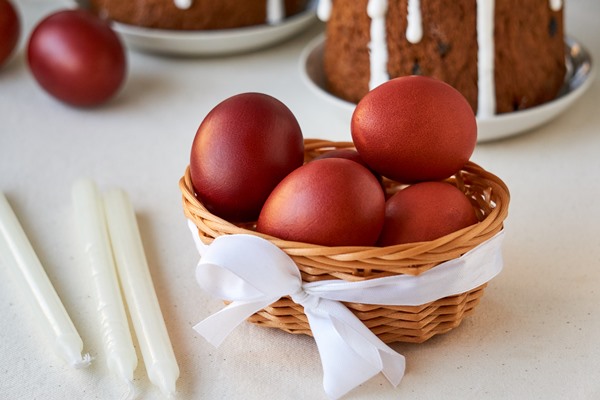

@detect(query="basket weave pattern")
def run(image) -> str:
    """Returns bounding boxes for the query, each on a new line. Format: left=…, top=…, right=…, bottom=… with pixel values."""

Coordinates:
left=181, top=139, right=510, bottom=343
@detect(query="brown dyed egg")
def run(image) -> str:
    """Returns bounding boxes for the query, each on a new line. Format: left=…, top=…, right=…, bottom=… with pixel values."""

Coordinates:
left=27, top=9, right=126, bottom=107
left=0, top=0, right=20, bottom=68
left=313, top=148, right=367, bottom=166
left=351, top=76, right=477, bottom=183
left=313, top=148, right=382, bottom=181
left=190, top=93, right=304, bottom=222
left=377, top=181, right=478, bottom=246
left=257, top=158, right=385, bottom=246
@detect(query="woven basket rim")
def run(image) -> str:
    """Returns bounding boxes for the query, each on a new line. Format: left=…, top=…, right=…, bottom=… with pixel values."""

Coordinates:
left=181, top=139, right=510, bottom=281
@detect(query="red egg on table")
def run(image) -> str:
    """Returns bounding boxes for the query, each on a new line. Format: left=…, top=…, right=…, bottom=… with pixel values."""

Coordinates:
left=377, top=181, right=478, bottom=246
left=27, top=9, right=126, bottom=107
left=257, top=158, right=386, bottom=247
left=190, top=92, right=304, bottom=222
left=0, top=0, right=20, bottom=68
left=351, top=76, right=477, bottom=183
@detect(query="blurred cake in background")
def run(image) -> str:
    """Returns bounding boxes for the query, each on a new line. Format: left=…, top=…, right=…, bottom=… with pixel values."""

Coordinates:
left=89, top=0, right=310, bottom=30
left=318, top=0, right=566, bottom=116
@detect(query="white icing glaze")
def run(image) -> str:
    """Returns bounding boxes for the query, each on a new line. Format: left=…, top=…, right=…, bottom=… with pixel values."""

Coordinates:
left=549, top=0, right=563, bottom=11
left=173, top=0, right=192, bottom=10
left=406, top=0, right=423, bottom=44
left=317, top=0, right=333, bottom=21
left=367, top=0, right=390, bottom=90
left=173, top=0, right=291, bottom=24
left=476, top=0, right=496, bottom=117
left=266, top=0, right=285, bottom=24
left=363, top=0, right=497, bottom=115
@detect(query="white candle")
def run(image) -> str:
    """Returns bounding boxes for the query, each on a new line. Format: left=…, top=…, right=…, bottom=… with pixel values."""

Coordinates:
left=71, top=180, right=137, bottom=388
left=0, top=192, right=90, bottom=367
left=103, top=188, right=179, bottom=398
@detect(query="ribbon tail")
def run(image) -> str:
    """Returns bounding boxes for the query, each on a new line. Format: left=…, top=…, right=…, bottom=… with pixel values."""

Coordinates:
left=380, top=348, right=405, bottom=387
left=305, top=299, right=405, bottom=399
left=194, top=298, right=278, bottom=347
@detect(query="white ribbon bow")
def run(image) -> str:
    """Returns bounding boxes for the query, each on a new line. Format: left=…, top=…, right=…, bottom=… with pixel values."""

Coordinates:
left=188, top=220, right=504, bottom=399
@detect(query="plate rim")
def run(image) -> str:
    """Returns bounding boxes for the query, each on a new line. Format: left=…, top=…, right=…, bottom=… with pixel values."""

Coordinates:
left=73, top=0, right=318, bottom=55
left=112, top=7, right=318, bottom=41
left=299, top=34, right=595, bottom=142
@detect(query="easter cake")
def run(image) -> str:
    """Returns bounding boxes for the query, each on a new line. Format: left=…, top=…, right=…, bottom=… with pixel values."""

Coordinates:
left=317, top=0, right=566, bottom=116
left=89, top=0, right=310, bottom=30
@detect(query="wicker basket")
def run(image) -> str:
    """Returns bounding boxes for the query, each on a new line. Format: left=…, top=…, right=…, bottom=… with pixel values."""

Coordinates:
left=180, top=139, right=510, bottom=344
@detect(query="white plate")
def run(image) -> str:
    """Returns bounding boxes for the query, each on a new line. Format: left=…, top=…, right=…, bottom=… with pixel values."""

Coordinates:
left=75, top=1, right=318, bottom=56
left=300, top=35, right=595, bottom=142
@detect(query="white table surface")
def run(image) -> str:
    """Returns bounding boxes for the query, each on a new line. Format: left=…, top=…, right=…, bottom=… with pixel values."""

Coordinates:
left=2, top=1, right=600, bottom=399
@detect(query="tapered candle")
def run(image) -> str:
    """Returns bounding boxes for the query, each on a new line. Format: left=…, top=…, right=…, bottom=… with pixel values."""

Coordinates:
left=103, top=189, right=179, bottom=398
left=0, top=192, right=90, bottom=367
left=71, top=180, right=137, bottom=389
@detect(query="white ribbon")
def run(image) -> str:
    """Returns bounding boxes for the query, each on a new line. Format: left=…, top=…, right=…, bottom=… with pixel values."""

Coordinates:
left=188, top=220, right=504, bottom=399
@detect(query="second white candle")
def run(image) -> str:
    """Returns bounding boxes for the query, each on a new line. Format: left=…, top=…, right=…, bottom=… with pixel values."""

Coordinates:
left=103, top=188, right=180, bottom=398
left=72, top=179, right=137, bottom=389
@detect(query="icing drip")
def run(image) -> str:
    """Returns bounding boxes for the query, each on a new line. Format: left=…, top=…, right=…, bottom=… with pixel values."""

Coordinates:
left=267, top=0, right=285, bottom=24
left=173, top=0, right=192, bottom=10
left=406, top=0, right=423, bottom=44
left=317, top=0, right=333, bottom=21
left=352, top=0, right=508, bottom=114
left=549, top=0, right=563, bottom=11
left=476, top=0, right=496, bottom=117
left=367, top=0, right=390, bottom=90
